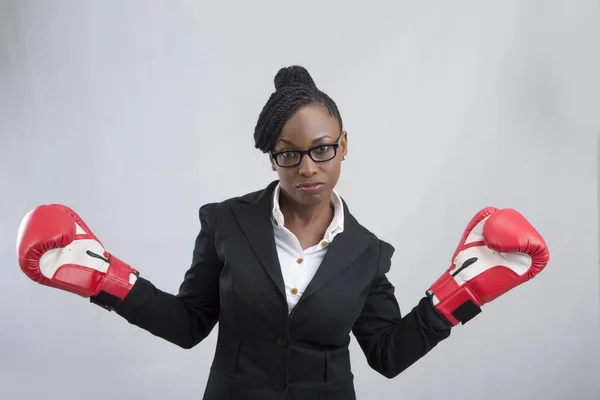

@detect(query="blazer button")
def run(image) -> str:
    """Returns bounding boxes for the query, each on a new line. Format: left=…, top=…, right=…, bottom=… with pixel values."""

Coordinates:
left=276, top=336, right=288, bottom=347
left=274, top=379, right=286, bottom=391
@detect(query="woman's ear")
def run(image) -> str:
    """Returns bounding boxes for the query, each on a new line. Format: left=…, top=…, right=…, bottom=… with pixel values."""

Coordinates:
left=269, top=154, right=277, bottom=171
left=340, top=131, right=348, bottom=159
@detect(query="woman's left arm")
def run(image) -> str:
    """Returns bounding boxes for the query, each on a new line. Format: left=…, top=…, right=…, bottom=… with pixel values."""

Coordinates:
left=352, top=240, right=452, bottom=379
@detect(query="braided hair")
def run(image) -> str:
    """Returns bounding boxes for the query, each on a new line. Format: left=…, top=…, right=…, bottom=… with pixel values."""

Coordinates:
left=253, top=65, right=343, bottom=153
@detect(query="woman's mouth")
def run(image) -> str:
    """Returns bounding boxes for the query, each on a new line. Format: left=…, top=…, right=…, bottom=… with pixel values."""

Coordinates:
left=297, top=183, right=325, bottom=192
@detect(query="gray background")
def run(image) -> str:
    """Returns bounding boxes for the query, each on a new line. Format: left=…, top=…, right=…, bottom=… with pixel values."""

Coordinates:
left=1, top=1, right=600, bottom=399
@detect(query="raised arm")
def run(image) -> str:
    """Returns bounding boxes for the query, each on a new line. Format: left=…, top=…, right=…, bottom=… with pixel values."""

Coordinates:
left=353, top=206, right=550, bottom=378
left=17, top=203, right=223, bottom=349
left=114, top=203, right=222, bottom=348
left=351, top=241, right=452, bottom=379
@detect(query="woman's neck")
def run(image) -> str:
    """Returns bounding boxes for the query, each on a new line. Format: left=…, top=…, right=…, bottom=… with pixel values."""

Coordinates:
left=279, top=193, right=334, bottom=230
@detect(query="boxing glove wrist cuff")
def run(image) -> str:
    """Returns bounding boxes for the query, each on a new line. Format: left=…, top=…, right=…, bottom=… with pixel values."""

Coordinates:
left=90, top=254, right=139, bottom=311
left=427, top=271, right=483, bottom=326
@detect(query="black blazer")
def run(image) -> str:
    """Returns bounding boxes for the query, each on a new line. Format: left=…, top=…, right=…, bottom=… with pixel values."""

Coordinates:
left=114, top=180, right=452, bottom=399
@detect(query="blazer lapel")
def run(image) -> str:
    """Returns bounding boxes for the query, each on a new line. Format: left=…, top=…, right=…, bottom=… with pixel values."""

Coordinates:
left=297, top=201, right=373, bottom=305
left=230, top=183, right=374, bottom=306
left=230, top=181, right=286, bottom=298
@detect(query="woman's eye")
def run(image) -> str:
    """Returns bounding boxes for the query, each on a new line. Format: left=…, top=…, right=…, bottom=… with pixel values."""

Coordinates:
left=314, top=146, right=330, bottom=153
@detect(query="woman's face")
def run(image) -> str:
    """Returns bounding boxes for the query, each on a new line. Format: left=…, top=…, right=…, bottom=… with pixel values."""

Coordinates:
left=270, top=105, right=347, bottom=207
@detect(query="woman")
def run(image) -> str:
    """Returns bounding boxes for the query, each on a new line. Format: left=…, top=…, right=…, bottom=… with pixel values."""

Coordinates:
left=17, top=65, right=549, bottom=400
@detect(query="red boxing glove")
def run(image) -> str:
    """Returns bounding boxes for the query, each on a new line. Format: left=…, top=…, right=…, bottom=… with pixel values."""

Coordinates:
left=428, top=207, right=550, bottom=325
left=17, top=204, right=138, bottom=310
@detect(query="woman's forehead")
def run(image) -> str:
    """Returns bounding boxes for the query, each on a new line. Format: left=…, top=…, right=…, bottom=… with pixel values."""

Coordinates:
left=278, top=108, right=339, bottom=145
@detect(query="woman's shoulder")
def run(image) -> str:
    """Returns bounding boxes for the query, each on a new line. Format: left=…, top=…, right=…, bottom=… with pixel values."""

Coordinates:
left=196, top=181, right=277, bottom=221
left=206, top=182, right=274, bottom=207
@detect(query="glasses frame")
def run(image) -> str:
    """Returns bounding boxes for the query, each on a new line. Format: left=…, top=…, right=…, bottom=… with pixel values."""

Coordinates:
left=270, top=133, right=343, bottom=168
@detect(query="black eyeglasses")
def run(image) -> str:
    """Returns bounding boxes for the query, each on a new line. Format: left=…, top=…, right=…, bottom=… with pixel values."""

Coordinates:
left=270, top=134, right=342, bottom=168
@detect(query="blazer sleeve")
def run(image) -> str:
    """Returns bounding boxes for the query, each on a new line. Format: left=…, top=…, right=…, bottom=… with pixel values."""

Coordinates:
left=113, top=203, right=222, bottom=349
left=351, top=240, right=453, bottom=379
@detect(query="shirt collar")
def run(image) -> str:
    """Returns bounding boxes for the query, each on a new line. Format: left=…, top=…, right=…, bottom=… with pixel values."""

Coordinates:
left=271, top=183, right=345, bottom=241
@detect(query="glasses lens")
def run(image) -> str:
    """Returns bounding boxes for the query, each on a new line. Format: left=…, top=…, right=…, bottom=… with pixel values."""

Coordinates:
left=276, top=152, right=301, bottom=167
left=310, top=145, right=336, bottom=161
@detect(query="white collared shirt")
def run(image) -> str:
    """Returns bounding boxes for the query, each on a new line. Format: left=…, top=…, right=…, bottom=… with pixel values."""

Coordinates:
left=271, top=183, right=345, bottom=314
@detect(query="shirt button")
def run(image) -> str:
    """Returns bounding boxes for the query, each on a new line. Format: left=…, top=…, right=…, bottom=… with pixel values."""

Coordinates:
left=321, top=241, right=328, bottom=248
left=290, top=288, right=298, bottom=295
left=296, top=258, right=303, bottom=264
left=276, top=336, right=288, bottom=347
left=274, top=379, right=286, bottom=391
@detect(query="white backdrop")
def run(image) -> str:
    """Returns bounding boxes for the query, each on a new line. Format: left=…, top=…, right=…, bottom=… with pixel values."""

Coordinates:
left=1, top=1, right=600, bottom=399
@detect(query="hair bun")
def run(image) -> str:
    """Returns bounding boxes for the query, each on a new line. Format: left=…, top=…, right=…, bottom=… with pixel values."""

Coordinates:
left=274, top=65, right=316, bottom=90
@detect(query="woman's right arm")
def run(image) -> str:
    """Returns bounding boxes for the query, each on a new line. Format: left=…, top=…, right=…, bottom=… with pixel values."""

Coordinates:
left=114, top=203, right=223, bottom=349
